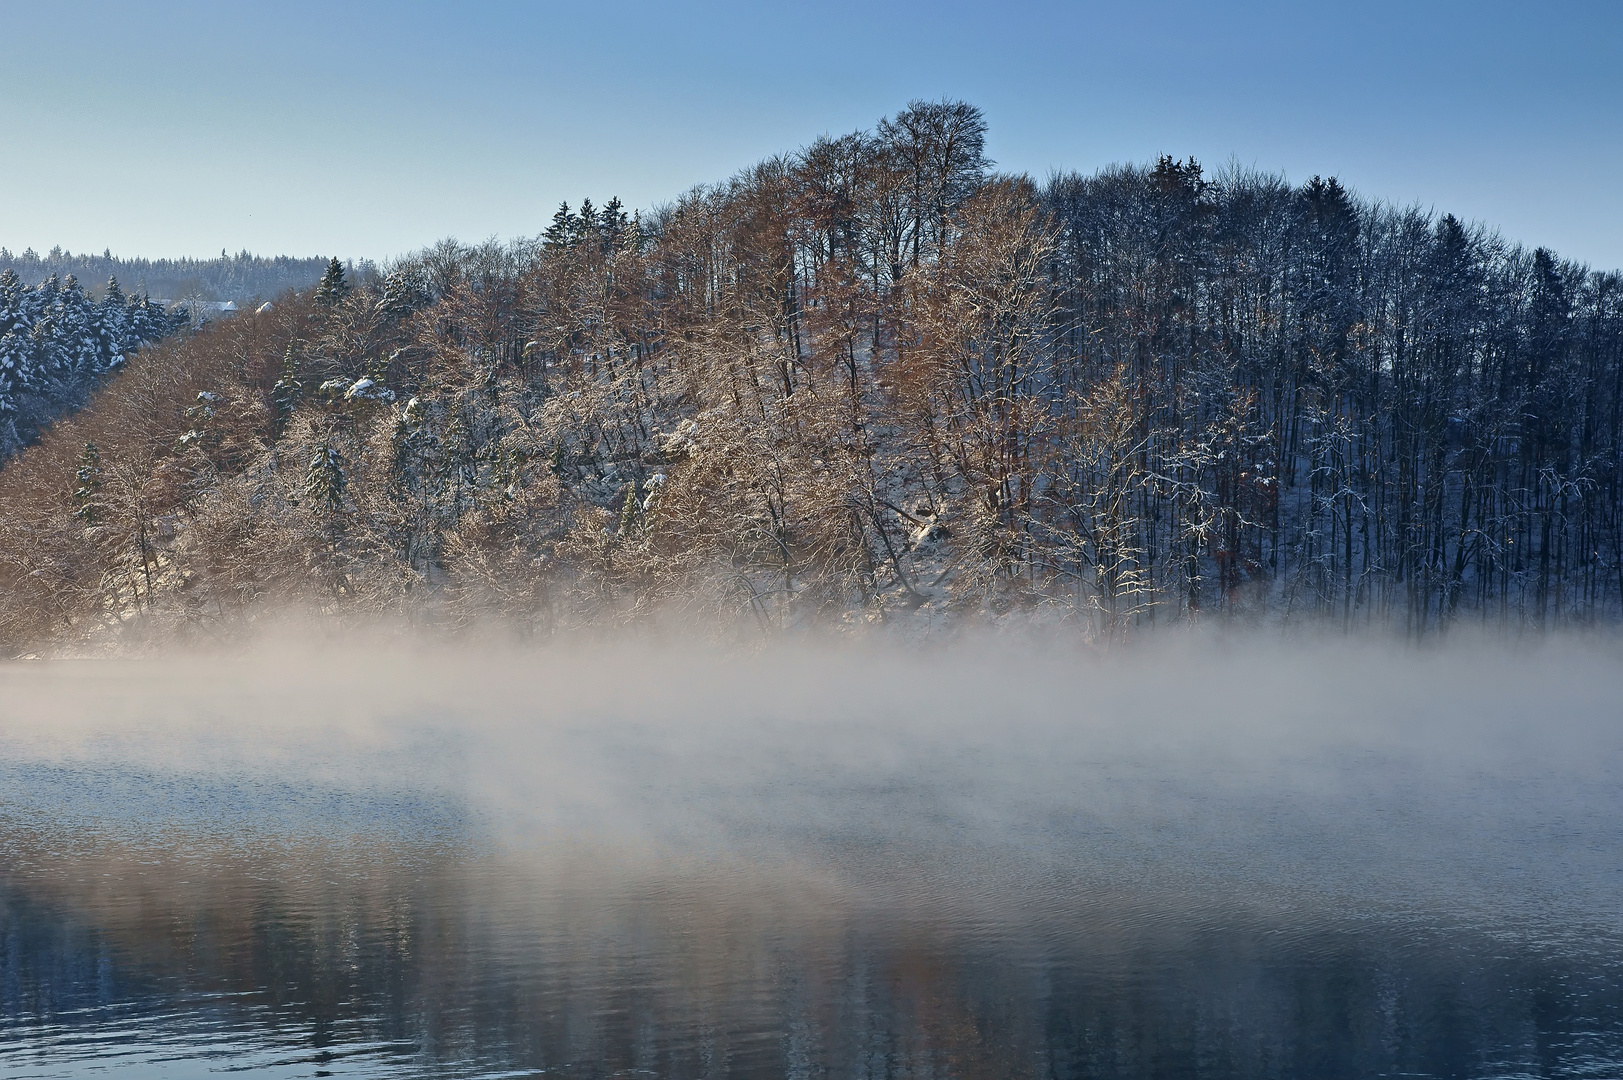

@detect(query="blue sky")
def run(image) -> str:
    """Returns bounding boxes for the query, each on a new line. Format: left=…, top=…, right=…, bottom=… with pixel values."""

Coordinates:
left=2, top=0, right=1619, bottom=268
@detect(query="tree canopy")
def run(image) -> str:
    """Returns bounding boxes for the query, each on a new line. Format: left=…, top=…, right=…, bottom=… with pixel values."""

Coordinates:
left=4, top=99, right=1623, bottom=650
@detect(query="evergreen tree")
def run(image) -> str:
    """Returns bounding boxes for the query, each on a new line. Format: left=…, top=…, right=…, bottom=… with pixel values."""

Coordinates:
left=29, top=307, right=61, bottom=382
left=73, top=441, right=102, bottom=524
left=55, top=275, right=97, bottom=376
left=621, top=210, right=645, bottom=255
left=313, top=257, right=350, bottom=307
left=544, top=202, right=578, bottom=250
left=97, top=276, right=130, bottom=368
left=31, top=274, right=60, bottom=374
left=0, top=268, right=188, bottom=457
left=600, top=196, right=629, bottom=253
left=0, top=269, right=21, bottom=337
left=272, top=342, right=303, bottom=431
left=305, top=443, right=348, bottom=510
left=0, top=271, right=23, bottom=419
left=0, top=333, right=21, bottom=425
left=575, top=198, right=599, bottom=247
left=376, top=266, right=432, bottom=325
left=617, top=481, right=640, bottom=537
left=128, top=293, right=185, bottom=344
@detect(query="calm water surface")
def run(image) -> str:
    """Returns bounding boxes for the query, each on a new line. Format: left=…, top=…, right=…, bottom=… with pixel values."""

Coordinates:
left=1, top=643, right=1620, bottom=1078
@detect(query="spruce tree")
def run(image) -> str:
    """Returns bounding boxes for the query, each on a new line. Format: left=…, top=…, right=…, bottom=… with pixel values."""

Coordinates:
left=0, top=271, right=23, bottom=417
left=57, top=275, right=97, bottom=376
left=618, top=482, right=639, bottom=537
left=304, top=443, right=348, bottom=510
left=600, top=197, right=629, bottom=253
left=0, top=334, right=21, bottom=427
left=544, top=202, right=577, bottom=250
left=73, top=441, right=102, bottom=524
left=376, top=266, right=430, bottom=325
left=127, top=295, right=164, bottom=345
left=97, top=277, right=129, bottom=368
left=575, top=198, right=599, bottom=248
left=25, top=275, right=61, bottom=381
left=313, top=257, right=350, bottom=307
left=272, top=342, right=303, bottom=430
left=0, top=269, right=21, bottom=337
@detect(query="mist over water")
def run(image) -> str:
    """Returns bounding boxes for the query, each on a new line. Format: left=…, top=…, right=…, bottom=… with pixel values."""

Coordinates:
left=2, top=634, right=1621, bottom=1078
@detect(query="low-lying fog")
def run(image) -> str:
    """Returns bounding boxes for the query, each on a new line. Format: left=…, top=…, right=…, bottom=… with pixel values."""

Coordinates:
left=4, top=634, right=1621, bottom=917
left=2, top=633, right=1620, bottom=1078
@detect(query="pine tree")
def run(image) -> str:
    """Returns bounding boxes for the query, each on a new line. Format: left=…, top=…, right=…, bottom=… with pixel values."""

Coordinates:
left=27, top=274, right=62, bottom=381
left=313, top=257, right=350, bottom=307
left=0, top=269, right=21, bottom=337
left=544, top=202, right=577, bottom=250
left=272, top=343, right=303, bottom=430
left=304, top=443, right=348, bottom=510
left=0, top=334, right=21, bottom=427
left=575, top=198, right=599, bottom=248
left=97, top=276, right=130, bottom=368
left=617, top=481, right=640, bottom=538
left=0, top=270, right=24, bottom=418
left=621, top=210, right=645, bottom=256
left=127, top=295, right=161, bottom=344
left=55, top=275, right=97, bottom=377
left=600, top=196, right=629, bottom=253
left=73, top=441, right=102, bottom=524
left=29, top=311, right=60, bottom=382
left=376, top=266, right=431, bottom=325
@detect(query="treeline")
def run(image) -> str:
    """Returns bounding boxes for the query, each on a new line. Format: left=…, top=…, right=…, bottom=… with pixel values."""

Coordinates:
left=1045, top=163, right=1623, bottom=632
left=0, top=247, right=345, bottom=303
left=3, top=100, right=1622, bottom=650
left=0, top=272, right=186, bottom=457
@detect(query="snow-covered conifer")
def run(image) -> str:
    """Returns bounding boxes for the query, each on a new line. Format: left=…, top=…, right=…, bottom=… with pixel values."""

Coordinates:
left=576, top=198, right=599, bottom=248
left=97, top=277, right=130, bottom=367
left=272, top=342, right=303, bottom=431
left=544, top=203, right=577, bottom=250
left=313, top=257, right=350, bottom=307
left=375, top=266, right=431, bottom=326
left=304, top=444, right=348, bottom=510
left=72, top=441, right=103, bottom=524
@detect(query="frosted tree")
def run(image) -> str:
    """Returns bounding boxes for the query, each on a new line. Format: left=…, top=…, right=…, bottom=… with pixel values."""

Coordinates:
left=97, top=277, right=130, bottom=367
left=271, top=343, right=303, bottom=434
left=313, top=257, right=350, bottom=308
left=72, top=441, right=103, bottom=524
left=304, top=443, right=348, bottom=511
left=375, top=265, right=432, bottom=327
left=55, top=276, right=98, bottom=376
left=877, top=99, right=991, bottom=270
left=0, top=271, right=25, bottom=428
left=4, top=100, right=1623, bottom=640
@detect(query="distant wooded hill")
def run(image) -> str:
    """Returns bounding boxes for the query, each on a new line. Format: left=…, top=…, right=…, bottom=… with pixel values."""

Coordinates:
left=0, top=248, right=363, bottom=303
left=2, top=100, right=1622, bottom=652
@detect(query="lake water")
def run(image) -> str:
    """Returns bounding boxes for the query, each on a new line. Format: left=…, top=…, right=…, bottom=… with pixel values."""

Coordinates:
left=1, top=639, right=1620, bottom=1078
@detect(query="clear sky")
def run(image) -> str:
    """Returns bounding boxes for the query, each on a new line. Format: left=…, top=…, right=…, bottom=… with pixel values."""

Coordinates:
left=2, top=1, right=1619, bottom=268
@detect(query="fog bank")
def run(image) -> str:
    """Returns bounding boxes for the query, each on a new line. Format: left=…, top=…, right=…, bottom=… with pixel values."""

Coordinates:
left=2, top=634, right=1618, bottom=931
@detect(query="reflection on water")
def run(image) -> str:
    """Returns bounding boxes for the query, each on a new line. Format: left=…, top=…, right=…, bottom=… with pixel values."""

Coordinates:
left=1, top=640, right=1621, bottom=1078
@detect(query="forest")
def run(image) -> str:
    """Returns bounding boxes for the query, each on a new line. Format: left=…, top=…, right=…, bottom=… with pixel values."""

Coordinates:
left=0, top=247, right=339, bottom=303
left=2, top=100, right=1621, bottom=651
left=0, top=272, right=187, bottom=458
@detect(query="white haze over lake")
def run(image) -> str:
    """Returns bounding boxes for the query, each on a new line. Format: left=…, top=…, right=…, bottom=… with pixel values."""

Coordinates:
left=1, top=633, right=1620, bottom=944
